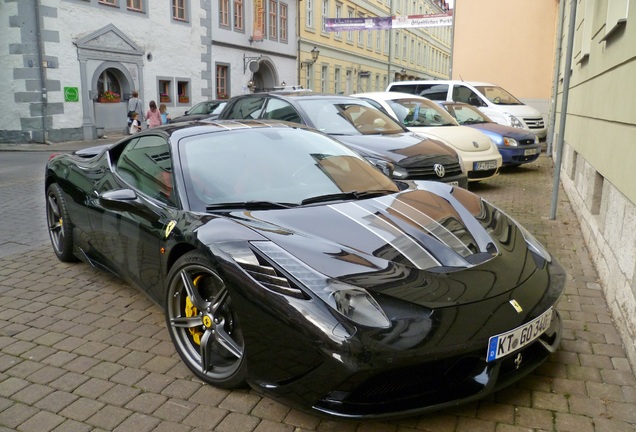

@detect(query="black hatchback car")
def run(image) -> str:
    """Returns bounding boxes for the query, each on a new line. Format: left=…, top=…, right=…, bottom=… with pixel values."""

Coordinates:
left=218, top=92, right=468, bottom=188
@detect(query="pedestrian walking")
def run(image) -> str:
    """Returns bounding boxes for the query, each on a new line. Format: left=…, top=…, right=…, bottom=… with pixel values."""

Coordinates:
left=146, top=100, right=162, bottom=128
left=127, top=90, right=144, bottom=131
left=159, top=103, right=171, bottom=124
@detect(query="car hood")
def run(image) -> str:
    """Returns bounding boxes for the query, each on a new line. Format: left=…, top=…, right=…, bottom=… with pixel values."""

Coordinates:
left=406, top=125, right=494, bottom=153
left=333, top=133, right=458, bottom=165
left=468, top=123, right=537, bottom=141
left=211, top=183, right=542, bottom=307
left=495, top=104, right=543, bottom=118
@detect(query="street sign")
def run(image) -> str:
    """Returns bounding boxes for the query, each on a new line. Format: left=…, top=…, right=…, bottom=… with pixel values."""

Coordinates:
left=64, top=87, right=79, bottom=102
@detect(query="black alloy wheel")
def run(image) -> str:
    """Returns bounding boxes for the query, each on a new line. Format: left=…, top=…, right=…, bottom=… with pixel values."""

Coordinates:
left=46, top=183, right=78, bottom=262
left=165, top=251, right=246, bottom=388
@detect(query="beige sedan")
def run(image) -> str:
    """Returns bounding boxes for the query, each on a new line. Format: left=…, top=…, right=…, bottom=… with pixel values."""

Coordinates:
left=351, top=92, right=503, bottom=182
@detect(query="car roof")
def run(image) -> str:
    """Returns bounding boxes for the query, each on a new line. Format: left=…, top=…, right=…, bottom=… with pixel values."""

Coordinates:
left=389, top=80, right=494, bottom=86
left=353, top=91, right=436, bottom=102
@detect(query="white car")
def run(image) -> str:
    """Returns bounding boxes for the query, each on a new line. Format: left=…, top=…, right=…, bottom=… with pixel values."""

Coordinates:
left=352, top=92, right=502, bottom=182
left=385, top=80, right=547, bottom=142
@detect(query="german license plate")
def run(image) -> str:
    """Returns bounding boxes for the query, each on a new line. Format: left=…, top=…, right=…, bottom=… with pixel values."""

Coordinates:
left=474, top=160, right=497, bottom=171
left=486, top=308, right=553, bottom=362
left=524, top=148, right=539, bottom=156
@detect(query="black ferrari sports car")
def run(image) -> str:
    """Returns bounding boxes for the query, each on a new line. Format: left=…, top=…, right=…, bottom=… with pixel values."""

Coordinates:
left=45, top=120, right=564, bottom=419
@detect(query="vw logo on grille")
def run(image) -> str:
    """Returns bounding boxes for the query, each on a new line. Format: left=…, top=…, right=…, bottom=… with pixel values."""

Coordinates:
left=434, top=163, right=445, bottom=178
left=473, top=141, right=480, bottom=148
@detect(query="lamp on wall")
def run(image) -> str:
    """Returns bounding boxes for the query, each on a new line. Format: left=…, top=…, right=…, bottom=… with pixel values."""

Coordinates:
left=247, top=80, right=256, bottom=92
left=301, top=46, right=320, bottom=68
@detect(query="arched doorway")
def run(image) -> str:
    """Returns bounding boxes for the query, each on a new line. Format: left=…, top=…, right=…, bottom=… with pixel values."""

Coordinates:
left=91, top=63, right=135, bottom=133
left=250, top=59, right=278, bottom=92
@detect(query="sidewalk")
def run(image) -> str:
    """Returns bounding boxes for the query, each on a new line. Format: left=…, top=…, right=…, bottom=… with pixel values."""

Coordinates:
left=0, top=133, right=126, bottom=153
left=0, top=153, right=635, bottom=431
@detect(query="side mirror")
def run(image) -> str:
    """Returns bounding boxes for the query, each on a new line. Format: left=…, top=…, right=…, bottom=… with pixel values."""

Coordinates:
left=99, top=189, right=159, bottom=218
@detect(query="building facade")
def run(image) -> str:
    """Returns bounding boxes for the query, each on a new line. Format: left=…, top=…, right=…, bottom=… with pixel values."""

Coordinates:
left=451, top=0, right=558, bottom=117
left=1, top=0, right=450, bottom=143
left=554, top=0, right=636, bottom=369
left=299, top=0, right=452, bottom=94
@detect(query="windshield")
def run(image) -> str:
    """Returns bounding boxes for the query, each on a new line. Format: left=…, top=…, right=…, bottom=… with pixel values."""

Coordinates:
left=474, top=86, right=522, bottom=105
left=387, top=98, right=458, bottom=127
left=179, top=127, right=398, bottom=211
left=443, top=104, right=492, bottom=125
left=189, top=101, right=226, bottom=115
left=297, top=99, right=405, bottom=135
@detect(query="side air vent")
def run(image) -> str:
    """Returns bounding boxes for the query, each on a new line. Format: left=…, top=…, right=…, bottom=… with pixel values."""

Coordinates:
left=237, top=259, right=308, bottom=299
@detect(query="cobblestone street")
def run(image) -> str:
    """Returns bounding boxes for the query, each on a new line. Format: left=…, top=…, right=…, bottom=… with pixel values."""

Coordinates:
left=0, top=150, right=635, bottom=432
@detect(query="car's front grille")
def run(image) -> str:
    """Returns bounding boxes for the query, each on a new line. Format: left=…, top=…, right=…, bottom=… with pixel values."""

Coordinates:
left=523, top=117, right=545, bottom=129
left=405, top=161, right=463, bottom=179
left=518, top=138, right=537, bottom=146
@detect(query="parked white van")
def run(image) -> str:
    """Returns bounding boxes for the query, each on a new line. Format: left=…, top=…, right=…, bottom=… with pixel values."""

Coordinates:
left=386, top=80, right=547, bottom=142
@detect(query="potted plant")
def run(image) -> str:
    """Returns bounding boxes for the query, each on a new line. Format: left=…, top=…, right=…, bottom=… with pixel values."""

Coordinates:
left=160, top=93, right=171, bottom=103
left=179, top=95, right=189, bottom=103
left=98, top=90, right=121, bottom=103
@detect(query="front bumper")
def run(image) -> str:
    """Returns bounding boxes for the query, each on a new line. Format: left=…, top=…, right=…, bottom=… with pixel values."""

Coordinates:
left=498, top=143, right=542, bottom=166
left=237, top=256, right=565, bottom=419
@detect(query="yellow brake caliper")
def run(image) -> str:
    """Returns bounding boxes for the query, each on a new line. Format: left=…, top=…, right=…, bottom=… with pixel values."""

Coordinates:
left=185, top=275, right=204, bottom=345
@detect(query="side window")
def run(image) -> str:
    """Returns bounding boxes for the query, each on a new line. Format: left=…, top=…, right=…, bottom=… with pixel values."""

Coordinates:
left=224, top=97, right=266, bottom=119
left=453, top=85, right=483, bottom=106
left=417, top=84, right=448, bottom=100
left=115, top=136, right=176, bottom=206
left=263, top=98, right=302, bottom=123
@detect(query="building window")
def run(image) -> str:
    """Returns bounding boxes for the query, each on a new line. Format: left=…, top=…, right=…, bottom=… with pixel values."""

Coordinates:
left=234, top=0, right=244, bottom=30
left=402, top=35, right=407, bottom=59
left=177, top=79, right=190, bottom=104
left=357, top=14, right=364, bottom=46
left=394, top=31, right=399, bottom=58
left=127, top=0, right=142, bottom=11
left=334, top=3, right=342, bottom=38
left=334, top=67, right=341, bottom=94
left=99, top=0, right=117, bottom=6
left=321, top=65, right=328, bottom=93
left=347, top=8, right=353, bottom=42
left=410, top=38, right=414, bottom=62
left=220, top=0, right=229, bottom=27
left=321, top=0, right=329, bottom=33
left=280, top=3, right=288, bottom=41
left=269, top=0, right=278, bottom=39
left=384, top=29, right=389, bottom=54
left=306, top=0, right=313, bottom=28
left=216, top=65, right=229, bottom=99
left=305, top=63, right=313, bottom=90
left=376, top=30, right=381, bottom=51
left=97, top=70, right=121, bottom=101
left=159, top=79, right=172, bottom=104
left=172, top=0, right=187, bottom=21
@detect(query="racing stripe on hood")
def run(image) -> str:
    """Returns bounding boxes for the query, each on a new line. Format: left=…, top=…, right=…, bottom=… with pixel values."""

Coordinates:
left=328, top=202, right=441, bottom=270
left=370, top=194, right=473, bottom=257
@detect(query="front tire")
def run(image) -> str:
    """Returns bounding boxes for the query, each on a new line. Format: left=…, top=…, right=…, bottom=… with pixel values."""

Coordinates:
left=46, top=183, right=78, bottom=262
left=165, top=251, right=246, bottom=388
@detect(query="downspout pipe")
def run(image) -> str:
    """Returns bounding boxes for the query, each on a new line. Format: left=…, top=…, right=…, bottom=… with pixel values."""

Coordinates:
left=34, top=0, right=48, bottom=144
left=547, top=0, right=566, bottom=155
left=550, top=0, right=577, bottom=220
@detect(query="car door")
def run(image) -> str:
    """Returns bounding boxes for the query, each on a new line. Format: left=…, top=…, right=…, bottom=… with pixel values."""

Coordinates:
left=91, top=134, right=177, bottom=300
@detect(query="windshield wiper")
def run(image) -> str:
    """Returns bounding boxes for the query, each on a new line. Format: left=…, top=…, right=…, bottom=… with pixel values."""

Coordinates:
left=301, top=189, right=395, bottom=205
left=206, top=201, right=296, bottom=211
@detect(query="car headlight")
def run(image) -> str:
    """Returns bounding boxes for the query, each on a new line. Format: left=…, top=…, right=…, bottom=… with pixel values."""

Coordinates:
left=364, top=156, right=395, bottom=177
left=251, top=241, right=391, bottom=328
left=503, top=137, right=519, bottom=147
left=390, top=164, right=409, bottom=179
left=504, top=113, right=524, bottom=129
left=517, top=223, right=552, bottom=263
